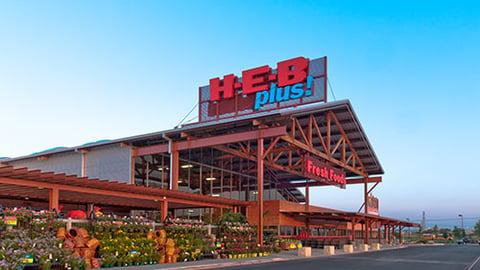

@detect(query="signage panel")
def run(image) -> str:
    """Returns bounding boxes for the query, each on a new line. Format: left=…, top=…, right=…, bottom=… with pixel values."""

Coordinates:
left=199, top=56, right=327, bottom=122
left=366, top=195, right=379, bottom=215
left=304, top=154, right=346, bottom=188
left=4, top=216, right=17, bottom=226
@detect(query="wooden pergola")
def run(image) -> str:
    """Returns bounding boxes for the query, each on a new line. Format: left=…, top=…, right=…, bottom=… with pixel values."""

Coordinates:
left=0, top=165, right=248, bottom=220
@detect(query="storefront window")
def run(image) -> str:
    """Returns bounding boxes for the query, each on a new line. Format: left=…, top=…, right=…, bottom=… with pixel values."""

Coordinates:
left=280, top=226, right=294, bottom=236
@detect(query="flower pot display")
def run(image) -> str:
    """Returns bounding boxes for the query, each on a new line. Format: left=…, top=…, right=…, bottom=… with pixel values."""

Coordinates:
left=0, top=208, right=85, bottom=269
left=215, top=212, right=261, bottom=259
left=164, top=218, right=211, bottom=262
left=0, top=207, right=282, bottom=269
left=60, top=226, right=100, bottom=268
left=98, top=227, right=160, bottom=267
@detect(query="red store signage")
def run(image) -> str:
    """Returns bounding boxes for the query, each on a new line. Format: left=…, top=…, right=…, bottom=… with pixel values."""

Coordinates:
left=366, top=195, right=379, bottom=215
left=304, top=154, right=346, bottom=188
left=199, top=56, right=327, bottom=122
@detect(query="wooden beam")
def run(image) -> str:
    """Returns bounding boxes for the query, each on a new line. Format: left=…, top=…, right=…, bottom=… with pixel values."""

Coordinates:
left=160, top=200, right=168, bottom=222
left=294, top=118, right=309, bottom=145
left=280, top=135, right=367, bottom=177
left=49, top=187, right=59, bottom=211
left=275, top=176, right=381, bottom=188
left=0, top=176, right=238, bottom=209
left=312, top=115, right=328, bottom=153
left=330, top=112, right=367, bottom=173
left=257, top=137, right=264, bottom=246
left=326, top=112, right=331, bottom=155
left=135, top=126, right=287, bottom=157
left=263, top=137, right=281, bottom=159
left=347, top=177, right=382, bottom=185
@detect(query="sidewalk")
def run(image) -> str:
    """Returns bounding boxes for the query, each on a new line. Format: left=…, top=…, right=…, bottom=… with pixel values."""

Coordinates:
left=106, top=244, right=407, bottom=270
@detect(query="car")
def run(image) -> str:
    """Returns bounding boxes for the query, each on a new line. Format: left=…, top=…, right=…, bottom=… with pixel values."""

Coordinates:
left=458, top=238, right=476, bottom=244
left=464, top=238, right=475, bottom=244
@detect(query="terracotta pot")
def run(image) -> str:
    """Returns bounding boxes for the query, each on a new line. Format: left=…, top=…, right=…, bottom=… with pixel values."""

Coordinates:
left=77, top=227, right=90, bottom=240
left=86, top=238, right=100, bottom=250
left=73, top=248, right=81, bottom=258
left=67, top=228, right=79, bottom=239
left=64, top=238, right=75, bottom=249
left=74, top=236, right=86, bottom=248
left=91, top=258, right=101, bottom=269
left=81, top=248, right=94, bottom=258
left=57, top=227, right=66, bottom=239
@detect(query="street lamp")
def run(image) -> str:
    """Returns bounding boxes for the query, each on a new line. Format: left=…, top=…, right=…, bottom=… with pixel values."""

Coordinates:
left=406, top=218, right=411, bottom=238
left=458, top=214, right=464, bottom=230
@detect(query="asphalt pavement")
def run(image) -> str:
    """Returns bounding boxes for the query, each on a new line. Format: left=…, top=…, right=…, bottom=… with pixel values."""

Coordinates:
left=108, top=244, right=480, bottom=270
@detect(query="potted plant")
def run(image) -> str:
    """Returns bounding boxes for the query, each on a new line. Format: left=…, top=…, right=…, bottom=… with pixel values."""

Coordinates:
left=41, top=259, right=52, bottom=270
left=101, top=255, right=116, bottom=268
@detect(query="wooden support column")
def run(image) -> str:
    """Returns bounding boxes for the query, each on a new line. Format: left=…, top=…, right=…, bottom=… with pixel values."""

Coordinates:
left=49, top=187, right=59, bottom=211
left=257, top=137, right=264, bottom=246
left=364, top=218, right=370, bottom=245
left=384, top=225, right=388, bottom=244
left=160, top=199, right=168, bottom=222
left=351, top=220, right=356, bottom=241
left=130, top=149, right=135, bottom=185
left=387, top=225, right=392, bottom=244
left=399, top=226, right=403, bottom=244
left=377, top=225, right=382, bottom=244
left=361, top=221, right=364, bottom=241
left=364, top=180, right=368, bottom=214
left=306, top=218, right=311, bottom=238
left=305, top=183, right=310, bottom=212
left=391, top=226, right=395, bottom=244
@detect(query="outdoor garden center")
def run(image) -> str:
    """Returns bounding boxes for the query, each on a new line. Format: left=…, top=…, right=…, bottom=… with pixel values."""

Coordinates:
left=0, top=56, right=418, bottom=269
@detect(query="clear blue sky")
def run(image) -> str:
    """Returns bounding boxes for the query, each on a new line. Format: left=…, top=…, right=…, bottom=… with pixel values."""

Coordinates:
left=1, top=1, right=479, bottom=228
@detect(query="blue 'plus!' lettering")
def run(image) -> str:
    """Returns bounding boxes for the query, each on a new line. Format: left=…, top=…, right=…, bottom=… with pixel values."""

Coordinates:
left=254, top=75, right=313, bottom=110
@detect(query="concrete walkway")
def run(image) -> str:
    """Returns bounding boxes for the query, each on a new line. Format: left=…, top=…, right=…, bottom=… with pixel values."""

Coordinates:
left=106, top=245, right=407, bottom=270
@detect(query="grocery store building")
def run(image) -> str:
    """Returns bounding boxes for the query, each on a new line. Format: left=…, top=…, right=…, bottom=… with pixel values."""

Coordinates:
left=0, top=56, right=418, bottom=246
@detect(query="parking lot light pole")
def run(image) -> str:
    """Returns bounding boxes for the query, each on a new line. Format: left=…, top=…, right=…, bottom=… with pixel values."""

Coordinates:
left=406, top=218, right=411, bottom=239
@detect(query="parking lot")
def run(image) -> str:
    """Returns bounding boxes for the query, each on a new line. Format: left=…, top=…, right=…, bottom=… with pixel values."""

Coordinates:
left=222, top=244, right=480, bottom=270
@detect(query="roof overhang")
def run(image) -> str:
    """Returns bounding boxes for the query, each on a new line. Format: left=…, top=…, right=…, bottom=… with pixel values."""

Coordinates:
left=281, top=209, right=420, bottom=227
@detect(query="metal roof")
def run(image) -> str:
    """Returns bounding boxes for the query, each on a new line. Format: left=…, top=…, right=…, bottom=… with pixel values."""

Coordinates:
left=2, top=100, right=383, bottom=177
left=1, top=100, right=383, bottom=203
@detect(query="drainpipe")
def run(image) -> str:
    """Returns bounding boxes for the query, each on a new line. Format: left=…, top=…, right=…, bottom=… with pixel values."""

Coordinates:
left=162, top=133, right=173, bottom=190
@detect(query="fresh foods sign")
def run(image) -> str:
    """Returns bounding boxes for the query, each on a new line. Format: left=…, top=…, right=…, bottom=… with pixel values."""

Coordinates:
left=304, top=154, right=346, bottom=188
left=199, top=56, right=327, bottom=122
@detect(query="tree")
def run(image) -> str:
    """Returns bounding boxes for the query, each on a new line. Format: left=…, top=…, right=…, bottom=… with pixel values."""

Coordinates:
left=474, top=220, right=480, bottom=237
left=453, top=226, right=463, bottom=238
left=433, top=224, right=439, bottom=236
